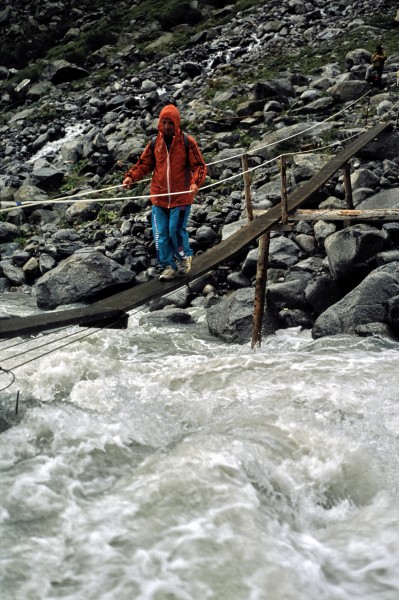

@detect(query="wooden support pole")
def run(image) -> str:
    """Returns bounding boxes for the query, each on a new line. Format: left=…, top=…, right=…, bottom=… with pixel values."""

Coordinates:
left=242, top=153, right=253, bottom=222
left=251, top=232, right=271, bottom=349
left=343, top=162, right=354, bottom=228
left=343, top=163, right=354, bottom=209
left=280, top=155, right=288, bottom=224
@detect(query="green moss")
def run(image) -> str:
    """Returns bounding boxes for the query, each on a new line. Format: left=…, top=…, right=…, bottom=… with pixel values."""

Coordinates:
left=12, top=236, right=28, bottom=248
left=59, top=160, right=91, bottom=193
left=157, top=1, right=203, bottom=30
left=96, top=207, right=119, bottom=225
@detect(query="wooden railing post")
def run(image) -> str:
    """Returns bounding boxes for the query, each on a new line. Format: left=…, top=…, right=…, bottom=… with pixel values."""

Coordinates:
left=242, top=153, right=254, bottom=222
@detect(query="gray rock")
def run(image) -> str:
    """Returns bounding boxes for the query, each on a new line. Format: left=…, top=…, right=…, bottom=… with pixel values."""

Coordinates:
left=249, top=121, right=334, bottom=159
left=42, top=59, right=89, bottom=84
left=195, top=226, right=220, bottom=245
left=328, top=80, right=370, bottom=102
left=357, top=188, right=399, bottom=209
left=357, top=130, right=399, bottom=162
left=268, top=273, right=311, bottom=310
left=39, top=253, right=57, bottom=274
left=2, top=262, right=26, bottom=286
left=28, top=167, right=64, bottom=192
left=325, top=224, right=389, bottom=279
left=206, top=287, right=278, bottom=344
left=61, top=140, right=84, bottom=163
left=35, top=251, right=135, bottom=309
left=305, top=275, right=344, bottom=316
left=279, top=308, right=314, bottom=329
left=65, top=202, right=101, bottom=223
left=355, top=322, right=397, bottom=339
left=292, top=153, right=330, bottom=182
left=149, top=286, right=191, bottom=311
left=26, top=81, right=56, bottom=101
left=139, top=308, right=193, bottom=326
left=14, top=183, right=49, bottom=206
left=269, top=236, right=301, bottom=268
left=350, top=168, right=380, bottom=190
left=0, top=222, right=19, bottom=242
left=313, top=262, right=399, bottom=338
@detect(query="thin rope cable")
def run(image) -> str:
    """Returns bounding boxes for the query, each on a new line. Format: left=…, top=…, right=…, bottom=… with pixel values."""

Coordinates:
left=0, top=282, right=187, bottom=367
left=205, top=89, right=373, bottom=166
left=4, top=317, right=123, bottom=372
left=383, top=96, right=399, bottom=116
left=0, top=133, right=357, bottom=216
left=0, top=367, right=15, bottom=391
left=0, top=325, right=88, bottom=364
left=0, top=324, right=73, bottom=352
left=0, top=92, right=375, bottom=215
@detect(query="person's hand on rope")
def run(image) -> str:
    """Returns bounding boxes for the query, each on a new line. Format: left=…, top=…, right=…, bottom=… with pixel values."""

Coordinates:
left=123, top=176, right=133, bottom=189
left=190, top=183, right=199, bottom=197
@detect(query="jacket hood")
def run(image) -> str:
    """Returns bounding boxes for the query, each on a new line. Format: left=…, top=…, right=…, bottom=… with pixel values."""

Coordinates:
left=158, top=104, right=181, bottom=136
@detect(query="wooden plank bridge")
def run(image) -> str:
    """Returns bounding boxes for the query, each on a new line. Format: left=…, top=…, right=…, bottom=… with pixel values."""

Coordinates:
left=0, top=122, right=392, bottom=340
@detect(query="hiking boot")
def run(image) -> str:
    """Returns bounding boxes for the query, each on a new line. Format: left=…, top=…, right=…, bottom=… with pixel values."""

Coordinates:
left=179, top=255, right=193, bottom=275
left=159, top=266, right=176, bottom=281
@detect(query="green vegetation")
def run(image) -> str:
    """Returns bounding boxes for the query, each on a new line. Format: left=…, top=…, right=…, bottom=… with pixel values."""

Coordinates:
left=1, top=0, right=398, bottom=122
left=1, top=0, right=396, bottom=104
left=59, top=160, right=91, bottom=193
left=46, top=24, right=119, bottom=64
left=12, top=236, right=28, bottom=248
left=157, top=1, right=203, bottom=29
left=96, top=207, right=119, bottom=225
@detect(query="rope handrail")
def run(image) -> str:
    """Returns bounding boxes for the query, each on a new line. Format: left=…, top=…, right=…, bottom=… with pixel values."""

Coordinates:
left=0, top=90, right=374, bottom=215
left=206, top=89, right=372, bottom=166
left=0, top=134, right=357, bottom=214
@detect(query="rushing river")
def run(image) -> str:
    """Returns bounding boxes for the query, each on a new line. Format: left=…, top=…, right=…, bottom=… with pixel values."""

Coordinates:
left=0, top=294, right=398, bottom=600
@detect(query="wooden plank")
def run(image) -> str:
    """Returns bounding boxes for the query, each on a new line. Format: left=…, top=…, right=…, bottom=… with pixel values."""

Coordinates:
left=0, top=308, right=127, bottom=339
left=290, top=208, right=399, bottom=221
left=0, top=122, right=392, bottom=339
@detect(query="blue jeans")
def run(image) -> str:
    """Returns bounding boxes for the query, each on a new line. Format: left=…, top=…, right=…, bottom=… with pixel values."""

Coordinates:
left=151, top=205, right=193, bottom=269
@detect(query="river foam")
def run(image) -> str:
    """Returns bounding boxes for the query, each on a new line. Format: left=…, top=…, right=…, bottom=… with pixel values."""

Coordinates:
left=1, top=302, right=398, bottom=599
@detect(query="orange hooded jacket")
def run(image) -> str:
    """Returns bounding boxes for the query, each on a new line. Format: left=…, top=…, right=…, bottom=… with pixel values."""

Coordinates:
left=124, top=104, right=207, bottom=208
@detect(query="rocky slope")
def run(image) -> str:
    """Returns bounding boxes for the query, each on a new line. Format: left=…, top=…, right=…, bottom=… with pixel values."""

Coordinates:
left=1, top=0, right=399, bottom=341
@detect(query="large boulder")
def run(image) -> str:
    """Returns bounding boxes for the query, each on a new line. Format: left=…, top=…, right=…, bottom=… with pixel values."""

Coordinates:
left=42, top=60, right=89, bottom=84
left=241, top=236, right=301, bottom=279
left=350, top=168, right=380, bottom=191
left=35, top=251, right=135, bottom=309
left=328, top=80, right=370, bottom=102
left=206, top=287, right=279, bottom=344
left=357, top=130, right=399, bottom=162
left=267, top=274, right=311, bottom=310
left=253, top=79, right=296, bottom=103
left=324, top=224, right=389, bottom=280
left=65, top=202, right=101, bottom=223
left=0, top=222, right=19, bottom=242
left=249, top=121, right=334, bottom=159
left=28, top=166, right=65, bottom=192
left=14, top=183, right=49, bottom=206
left=357, top=188, right=399, bottom=209
left=312, top=261, right=399, bottom=338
